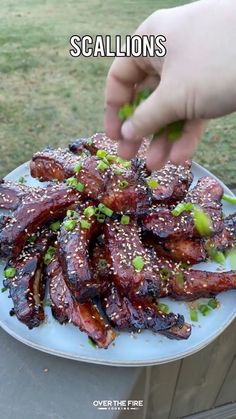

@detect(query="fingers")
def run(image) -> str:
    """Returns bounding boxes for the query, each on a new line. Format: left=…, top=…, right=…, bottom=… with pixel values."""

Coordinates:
left=104, top=57, right=145, bottom=140
left=121, top=81, right=177, bottom=143
left=146, top=119, right=207, bottom=171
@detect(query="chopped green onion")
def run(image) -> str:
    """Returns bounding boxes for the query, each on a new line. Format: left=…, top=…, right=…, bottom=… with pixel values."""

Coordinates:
left=1, top=286, right=8, bottom=293
left=193, top=207, right=213, bottom=236
left=171, top=202, right=193, bottom=217
left=166, top=120, right=185, bottom=141
left=96, top=149, right=107, bottom=158
left=159, top=267, right=170, bottom=281
left=73, top=162, right=82, bottom=173
left=176, top=272, right=184, bottom=284
left=43, top=298, right=51, bottom=307
left=18, top=176, right=26, bottom=184
left=106, top=155, right=117, bottom=163
left=80, top=219, right=91, bottom=229
left=66, top=210, right=78, bottom=219
left=206, top=244, right=225, bottom=265
left=120, top=215, right=130, bottom=225
left=66, top=177, right=85, bottom=192
left=118, top=104, right=134, bottom=122
left=88, top=337, right=97, bottom=348
left=227, top=247, right=236, bottom=270
left=83, top=206, right=95, bottom=218
left=97, top=161, right=109, bottom=172
left=118, top=180, right=129, bottom=189
left=208, top=299, right=218, bottom=309
left=198, top=304, right=212, bottom=316
left=63, top=219, right=77, bottom=232
left=98, top=259, right=107, bottom=269
left=43, top=246, right=56, bottom=265
left=50, top=221, right=61, bottom=232
left=157, top=303, right=169, bottom=314
left=147, top=179, right=159, bottom=189
left=189, top=308, right=198, bottom=322
left=76, top=182, right=85, bottom=192
left=98, top=203, right=113, bottom=217
left=134, top=88, right=153, bottom=107
left=4, top=267, right=17, bottom=279
left=96, top=213, right=106, bottom=223
left=222, top=194, right=236, bottom=204
left=26, top=234, right=37, bottom=243
left=132, top=256, right=145, bottom=272
left=116, top=157, right=131, bottom=169
left=113, top=168, right=122, bottom=176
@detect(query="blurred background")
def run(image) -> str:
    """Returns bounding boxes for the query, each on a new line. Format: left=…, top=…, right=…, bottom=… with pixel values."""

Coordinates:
left=1, top=0, right=235, bottom=185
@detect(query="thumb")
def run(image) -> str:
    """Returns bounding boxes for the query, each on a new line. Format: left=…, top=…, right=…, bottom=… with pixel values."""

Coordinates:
left=121, top=81, right=178, bottom=142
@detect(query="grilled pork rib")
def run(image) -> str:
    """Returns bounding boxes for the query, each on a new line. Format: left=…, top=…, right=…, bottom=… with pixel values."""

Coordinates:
left=3, top=229, right=52, bottom=328
left=0, top=184, right=80, bottom=258
left=47, top=255, right=116, bottom=348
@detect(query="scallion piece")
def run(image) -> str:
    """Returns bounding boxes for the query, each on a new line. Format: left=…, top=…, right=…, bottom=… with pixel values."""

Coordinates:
left=66, top=177, right=85, bottom=192
left=80, top=219, right=91, bottom=229
left=76, top=182, right=85, bottom=192
left=83, top=206, right=95, bottom=218
left=1, top=286, right=8, bottom=293
left=50, top=221, right=61, bottom=232
left=113, top=168, right=122, bottom=176
left=106, top=155, right=117, bottom=163
left=118, top=104, right=134, bottom=122
left=227, top=247, right=236, bottom=270
left=132, top=256, right=145, bottom=272
left=157, top=303, right=169, bottom=314
left=18, top=176, right=26, bottom=184
left=159, top=267, right=170, bottom=281
left=147, top=179, right=159, bottom=189
left=98, top=203, right=113, bottom=217
left=4, top=267, right=17, bottom=279
left=63, top=219, right=77, bottom=232
left=208, top=299, right=218, bottom=309
left=193, top=207, right=213, bottom=236
left=198, top=304, right=212, bottom=316
left=189, top=308, right=198, bottom=322
left=26, top=234, right=37, bottom=243
left=206, top=244, right=225, bottom=265
left=43, top=247, right=56, bottom=265
left=120, top=215, right=130, bottom=225
left=88, top=337, right=97, bottom=347
left=171, top=202, right=193, bottom=217
left=98, top=259, right=107, bottom=269
left=73, top=162, right=82, bottom=173
left=97, top=161, right=109, bottom=172
left=66, top=210, right=78, bottom=219
left=118, top=180, right=129, bottom=189
left=96, top=149, right=107, bottom=158
left=96, top=213, right=106, bottom=223
left=222, top=194, right=236, bottom=204
left=176, top=272, right=184, bottom=284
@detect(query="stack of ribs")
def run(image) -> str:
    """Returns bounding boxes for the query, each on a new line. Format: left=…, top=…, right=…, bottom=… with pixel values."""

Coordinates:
left=0, top=132, right=235, bottom=349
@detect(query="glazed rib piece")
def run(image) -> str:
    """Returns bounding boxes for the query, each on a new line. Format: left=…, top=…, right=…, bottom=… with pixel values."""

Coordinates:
left=104, top=219, right=161, bottom=300
left=89, top=240, right=112, bottom=296
left=58, top=208, right=102, bottom=301
left=149, top=248, right=236, bottom=301
left=0, top=184, right=80, bottom=258
left=146, top=160, right=193, bottom=204
left=0, top=179, right=31, bottom=210
left=3, top=229, right=52, bottom=329
left=142, top=177, right=224, bottom=241
left=47, top=255, right=116, bottom=348
left=102, top=286, right=191, bottom=339
left=30, top=147, right=86, bottom=182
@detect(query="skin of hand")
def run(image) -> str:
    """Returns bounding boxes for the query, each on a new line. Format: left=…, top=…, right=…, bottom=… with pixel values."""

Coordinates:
left=104, top=0, right=236, bottom=170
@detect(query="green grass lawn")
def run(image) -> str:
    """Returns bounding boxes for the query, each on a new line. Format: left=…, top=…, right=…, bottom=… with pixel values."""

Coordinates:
left=0, top=0, right=235, bottom=185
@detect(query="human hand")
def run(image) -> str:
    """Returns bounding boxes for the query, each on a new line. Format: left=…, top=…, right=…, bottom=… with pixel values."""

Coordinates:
left=104, top=0, right=236, bottom=170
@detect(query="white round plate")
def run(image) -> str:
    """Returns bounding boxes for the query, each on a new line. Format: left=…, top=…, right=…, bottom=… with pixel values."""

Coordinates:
left=0, top=161, right=235, bottom=366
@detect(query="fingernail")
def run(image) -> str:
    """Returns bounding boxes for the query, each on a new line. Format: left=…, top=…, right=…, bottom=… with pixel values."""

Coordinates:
left=121, top=121, right=140, bottom=142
